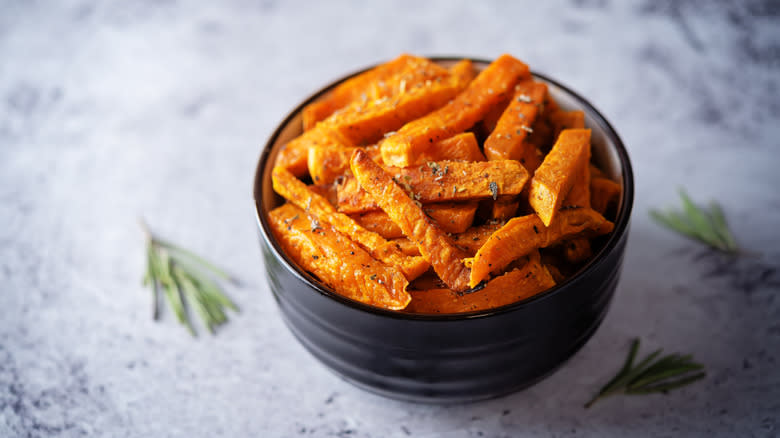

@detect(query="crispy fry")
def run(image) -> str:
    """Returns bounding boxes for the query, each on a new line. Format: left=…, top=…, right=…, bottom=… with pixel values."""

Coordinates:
left=561, top=160, right=593, bottom=263
left=328, top=64, right=471, bottom=147
left=381, top=54, right=530, bottom=167
left=337, top=159, right=529, bottom=214
left=276, top=127, right=349, bottom=177
left=268, top=203, right=411, bottom=309
left=480, top=95, right=511, bottom=134
left=308, top=145, right=381, bottom=185
left=272, top=166, right=429, bottom=280
left=591, top=177, right=621, bottom=216
left=483, top=80, right=548, bottom=172
left=351, top=202, right=478, bottom=238
left=466, top=208, right=614, bottom=287
left=308, top=183, right=340, bottom=206
left=416, top=132, right=486, bottom=163
left=389, top=238, right=420, bottom=257
left=450, top=222, right=504, bottom=255
left=301, top=54, right=449, bottom=130
left=528, top=129, right=592, bottom=226
left=563, top=160, right=591, bottom=209
left=549, top=109, right=585, bottom=142
left=350, top=149, right=472, bottom=292
left=405, top=251, right=555, bottom=314
left=491, top=198, right=519, bottom=220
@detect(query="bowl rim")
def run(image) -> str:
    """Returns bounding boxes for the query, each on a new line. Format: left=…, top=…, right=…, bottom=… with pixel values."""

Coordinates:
left=253, top=56, right=634, bottom=321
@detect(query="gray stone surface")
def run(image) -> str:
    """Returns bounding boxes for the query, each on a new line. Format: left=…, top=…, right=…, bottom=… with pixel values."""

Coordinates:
left=1, top=1, right=779, bottom=436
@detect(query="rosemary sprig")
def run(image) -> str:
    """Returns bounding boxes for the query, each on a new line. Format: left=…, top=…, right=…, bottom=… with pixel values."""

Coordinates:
left=584, top=338, right=706, bottom=408
left=141, top=219, right=239, bottom=336
left=650, top=189, right=740, bottom=253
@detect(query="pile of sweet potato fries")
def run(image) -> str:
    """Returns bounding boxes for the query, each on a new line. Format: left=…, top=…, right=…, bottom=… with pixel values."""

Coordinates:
left=268, top=54, right=621, bottom=313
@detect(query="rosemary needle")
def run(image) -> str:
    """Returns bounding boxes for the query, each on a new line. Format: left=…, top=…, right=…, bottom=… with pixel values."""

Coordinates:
left=650, top=189, right=741, bottom=254
left=585, top=338, right=706, bottom=408
left=140, top=219, right=239, bottom=336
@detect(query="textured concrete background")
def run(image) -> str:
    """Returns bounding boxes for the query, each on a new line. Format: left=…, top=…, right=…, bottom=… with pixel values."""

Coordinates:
left=1, top=1, right=779, bottom=436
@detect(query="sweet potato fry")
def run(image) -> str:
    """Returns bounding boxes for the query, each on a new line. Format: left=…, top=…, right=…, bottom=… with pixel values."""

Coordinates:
left=272, top=166, right=429, bottom=280
left=328, top=63, right=472, bottom=147
left=528, top=129, right=592, bottom=226
left=381, top=54, right=530, bottom=167
left=390, top=238, right=420, bottom=257
left=351, top=202, right=478, bottom=238
left=276, top=127, right=349, bottom=178
left=591, top=177, right=621, bottom=216
left=308, top=183, right=340, bottom=207
left=549, top=109, right=585, bottom=142
left=562, top=160, right=591, bottom=209
left=301, top=54, right=449, bottom=130
left=337, top=160, right=529, bottom=214
left=415, top=132, right=486, bottom=163
left=308, top=145, right=381, bottom=185
left=268, top=203, right=411, bottom=309
left=405, top=251, right=555, bottom=313
left=450, top=222, right=504, bottom=255
left=466, top=208, right=614, bottom=287
left=480, top=95, right=511, bottom=135
left=561, top=161, right=593, bottom=263
left=483, top=80, right=548, bottom=173
left=491, top=198, right=519, bottom=220
left=350, top=149, right=472, bottom=292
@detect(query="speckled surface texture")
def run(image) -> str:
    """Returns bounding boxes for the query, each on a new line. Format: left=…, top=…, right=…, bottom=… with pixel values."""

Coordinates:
left=2, top=1, right=779, bottom=436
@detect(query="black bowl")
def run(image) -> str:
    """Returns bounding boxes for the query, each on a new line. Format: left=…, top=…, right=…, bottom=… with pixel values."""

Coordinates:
left=253, top=58, right=634, bottom=403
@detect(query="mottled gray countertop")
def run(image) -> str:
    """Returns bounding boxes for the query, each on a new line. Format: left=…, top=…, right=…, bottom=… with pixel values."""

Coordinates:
left=1, top=1, right=779, bottom=437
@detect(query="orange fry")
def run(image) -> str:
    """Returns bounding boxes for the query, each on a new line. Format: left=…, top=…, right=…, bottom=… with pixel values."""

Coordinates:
left=483, top=80, right=548, bottom=173
left=302, top=54, right=449, bottom=130
left=308, top=145, right=381, bottom=185
left=591, top=176, right=621, bottom=215
left=268, top=203, right=411, bottom=309
left=466, top=208, right=614, bottom=287
left=560, top=160, right=593, bottom=263
left=450, top=222, right=504, bottom=255
left=272, top=166, right=429, bottom=280
left=413, top=132, right=486, bottom=164
left=389, top=238, right=420, bottom=257
left=528, top=129, right=592, bottom=226
left=350, top=149, right=472, bottom=292
left=405, top=251, right=555, bottom=314
left=549, top=109, right=585, bottom=142
left=337, top=159, right=529, bottom=214
left=381, top=54, right=530, bottom=167
left=491, top=198, right=519, bottom=220
left=351, top=202, right=478, bottom=238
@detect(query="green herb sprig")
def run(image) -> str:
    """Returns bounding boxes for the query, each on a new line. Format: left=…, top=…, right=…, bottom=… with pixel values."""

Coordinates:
left=141, top=219, right=239, bottom=336
left=650, top=189, right=739, bottom=254
left=585, top=338, right=706, bottom=408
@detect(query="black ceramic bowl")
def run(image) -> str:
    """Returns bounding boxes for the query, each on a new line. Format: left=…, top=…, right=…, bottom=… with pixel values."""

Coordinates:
left=253, top=58, right=634, bottom=403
